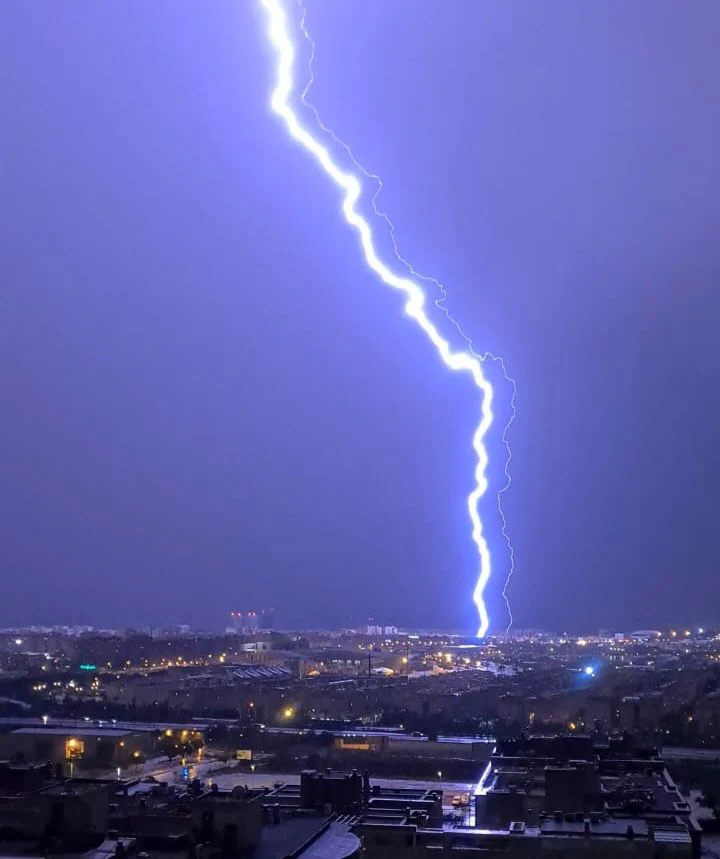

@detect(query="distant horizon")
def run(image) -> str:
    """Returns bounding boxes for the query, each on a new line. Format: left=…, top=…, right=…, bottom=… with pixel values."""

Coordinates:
left=0, top=619, right=712, bottom=637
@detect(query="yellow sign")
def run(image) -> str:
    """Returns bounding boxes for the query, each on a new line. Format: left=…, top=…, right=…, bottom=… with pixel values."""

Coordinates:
left=236, top=749, right=252, bottom=761
left=335, top=738, right=370, bottom=751
left=65, top=738, right=84, bottom=760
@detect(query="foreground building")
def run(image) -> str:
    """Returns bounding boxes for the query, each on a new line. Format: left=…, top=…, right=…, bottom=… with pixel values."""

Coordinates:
left=0, top=762, right=360, bottom=858
left=0, top=735, right=702, bottom=858
left=354, top=735, right=700, bottom=858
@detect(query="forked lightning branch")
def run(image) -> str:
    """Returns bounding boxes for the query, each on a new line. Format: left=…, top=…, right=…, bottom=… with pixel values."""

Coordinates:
left=259, top=0, right=515, bottom=637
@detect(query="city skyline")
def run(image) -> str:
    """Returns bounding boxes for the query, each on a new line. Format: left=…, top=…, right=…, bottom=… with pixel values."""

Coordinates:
left=0, top=617, right=716, bottom=641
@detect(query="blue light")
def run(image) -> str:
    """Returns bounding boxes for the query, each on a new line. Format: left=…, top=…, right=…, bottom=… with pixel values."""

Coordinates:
left=584, top=666, right=595, bottom=676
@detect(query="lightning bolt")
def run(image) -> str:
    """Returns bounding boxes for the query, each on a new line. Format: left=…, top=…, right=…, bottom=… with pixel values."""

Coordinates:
left=259, top=0, right=516, bottom=637
left=296, top=0, right=518, bottom=634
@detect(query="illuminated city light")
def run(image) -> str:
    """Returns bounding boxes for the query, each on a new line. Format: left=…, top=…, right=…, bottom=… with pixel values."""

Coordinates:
left=583, top=665, right=595, bottom=676
left=259, top=0, right=516, bottom=637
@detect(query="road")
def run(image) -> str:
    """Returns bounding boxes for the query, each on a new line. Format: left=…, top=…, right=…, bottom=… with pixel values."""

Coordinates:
left=114, top=756, right=225, bottom=783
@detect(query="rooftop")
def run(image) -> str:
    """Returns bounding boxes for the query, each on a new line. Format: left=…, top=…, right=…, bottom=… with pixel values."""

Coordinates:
left=299, top=822, right=360, bottom=858
left=255, top=816, right=329, bottom=859
left=539, top=816, right=650, bottom=837
left=196, top=787, right=265, bottom=805
left=40, top=779, right=107, bottom=797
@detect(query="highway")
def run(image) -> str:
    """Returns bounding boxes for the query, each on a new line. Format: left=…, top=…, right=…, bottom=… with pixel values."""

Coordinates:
left=662, top=746, right=720, bottom=762
left=263, top=726, right=494, bottom=745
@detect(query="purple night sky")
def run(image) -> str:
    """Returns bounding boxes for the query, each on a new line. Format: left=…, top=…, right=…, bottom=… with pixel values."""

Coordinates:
left=1, top=1, right=718, bottom=632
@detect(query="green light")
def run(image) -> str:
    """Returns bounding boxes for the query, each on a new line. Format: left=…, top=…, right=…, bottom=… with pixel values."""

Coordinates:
left=79, top=664, right=97, bottom=671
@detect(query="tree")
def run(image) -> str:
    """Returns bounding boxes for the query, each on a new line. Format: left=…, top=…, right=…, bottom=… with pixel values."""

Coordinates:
left=157, top=736, right=179, bottom=761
